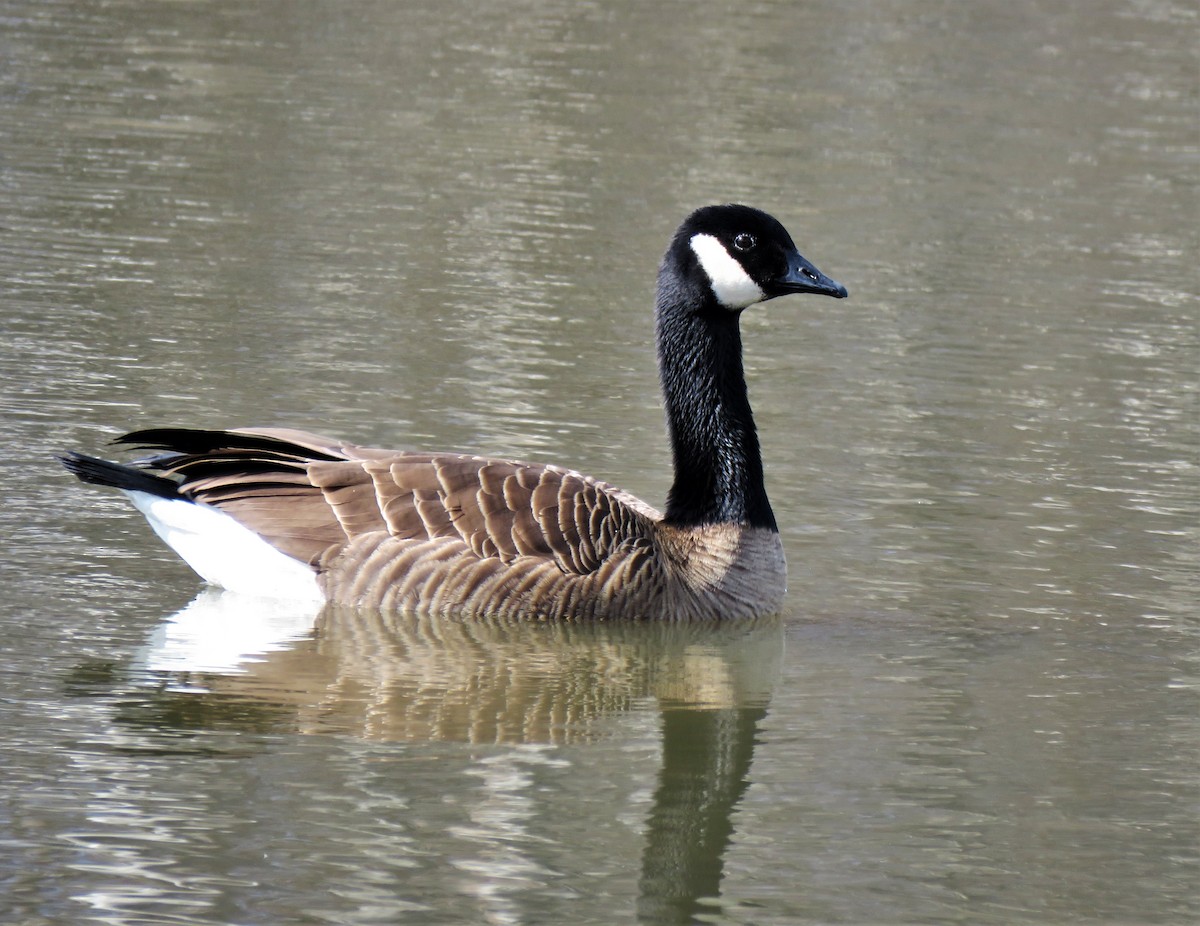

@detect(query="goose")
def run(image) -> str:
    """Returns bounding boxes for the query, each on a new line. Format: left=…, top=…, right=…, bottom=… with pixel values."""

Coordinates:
left=60, top=204, right=847, bottom=620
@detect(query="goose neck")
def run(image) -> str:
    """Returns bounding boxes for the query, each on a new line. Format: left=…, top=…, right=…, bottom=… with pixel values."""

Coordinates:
left=656, top=298, right=776, bottom=530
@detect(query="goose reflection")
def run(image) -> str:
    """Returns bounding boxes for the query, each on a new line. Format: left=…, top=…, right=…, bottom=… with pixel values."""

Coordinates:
left=133, top=590, right=782, bottom=741
left=127, top=592, right=783, bottom=922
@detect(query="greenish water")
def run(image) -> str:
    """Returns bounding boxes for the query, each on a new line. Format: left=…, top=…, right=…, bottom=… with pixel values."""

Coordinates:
left=1, top=1, right=1195, bottom=923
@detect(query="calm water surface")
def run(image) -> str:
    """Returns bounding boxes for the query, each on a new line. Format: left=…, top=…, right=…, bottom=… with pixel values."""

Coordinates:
left=1, top=1, right=1196, bottom=923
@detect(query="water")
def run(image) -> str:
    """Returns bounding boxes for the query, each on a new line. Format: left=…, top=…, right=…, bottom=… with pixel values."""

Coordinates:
left=1, top=0, right=1196, bottom=923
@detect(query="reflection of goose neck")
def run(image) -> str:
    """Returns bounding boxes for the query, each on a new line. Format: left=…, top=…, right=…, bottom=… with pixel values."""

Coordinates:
left=637, top=706, right=766, bottom=924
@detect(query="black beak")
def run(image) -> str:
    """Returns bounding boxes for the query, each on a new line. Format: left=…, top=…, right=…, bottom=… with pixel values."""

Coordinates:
left=775, top=252, right=848, bottom=299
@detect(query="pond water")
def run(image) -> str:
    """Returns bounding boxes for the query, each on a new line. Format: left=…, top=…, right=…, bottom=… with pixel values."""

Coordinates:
left=1, top=1, right=1196, bottom=923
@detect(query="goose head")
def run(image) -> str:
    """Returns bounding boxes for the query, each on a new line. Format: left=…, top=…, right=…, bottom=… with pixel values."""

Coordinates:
left=668, top=204, right=848, bottom=311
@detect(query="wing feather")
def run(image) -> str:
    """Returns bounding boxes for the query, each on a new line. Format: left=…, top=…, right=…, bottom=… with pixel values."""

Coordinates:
left=122, top=427, right=662, bottom=581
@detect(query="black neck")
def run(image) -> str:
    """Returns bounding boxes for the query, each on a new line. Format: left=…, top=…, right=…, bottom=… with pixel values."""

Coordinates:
left=656, top=288, right=777, bottom=530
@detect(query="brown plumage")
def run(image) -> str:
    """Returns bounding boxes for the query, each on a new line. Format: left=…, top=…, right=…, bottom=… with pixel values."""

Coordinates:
left=60, top=205, right=847, bottom=620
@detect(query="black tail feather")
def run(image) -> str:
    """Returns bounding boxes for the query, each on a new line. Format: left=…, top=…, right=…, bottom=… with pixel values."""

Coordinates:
left=58, top=452, right=183, bottom=500
left=116, top=427, right=342, bottom=461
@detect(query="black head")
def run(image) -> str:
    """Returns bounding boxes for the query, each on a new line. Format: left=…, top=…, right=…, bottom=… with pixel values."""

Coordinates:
left=670, top=204, right=848, bottom=311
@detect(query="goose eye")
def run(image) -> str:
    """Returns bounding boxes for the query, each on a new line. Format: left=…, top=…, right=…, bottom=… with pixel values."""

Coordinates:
left=733, top=233, right=756, bottom=252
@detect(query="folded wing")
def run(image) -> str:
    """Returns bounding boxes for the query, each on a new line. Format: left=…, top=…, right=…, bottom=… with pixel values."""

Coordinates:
left=118, top=427, right=662, bottom=577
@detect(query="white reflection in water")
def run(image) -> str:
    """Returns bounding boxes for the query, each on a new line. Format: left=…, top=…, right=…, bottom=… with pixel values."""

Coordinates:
left=137, top=588, right=322, bottom=679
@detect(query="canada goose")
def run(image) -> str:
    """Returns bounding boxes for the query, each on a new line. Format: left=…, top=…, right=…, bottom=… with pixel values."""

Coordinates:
left=60, top=204, right=847, bottom=620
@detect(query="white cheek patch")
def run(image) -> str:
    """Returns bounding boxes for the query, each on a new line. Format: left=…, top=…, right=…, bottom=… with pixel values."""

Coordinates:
left=689, top=233, right=765, bottom=309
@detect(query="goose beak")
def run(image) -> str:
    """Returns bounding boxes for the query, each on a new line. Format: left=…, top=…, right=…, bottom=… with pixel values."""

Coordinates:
left=775, top=253, right=848, bottom=299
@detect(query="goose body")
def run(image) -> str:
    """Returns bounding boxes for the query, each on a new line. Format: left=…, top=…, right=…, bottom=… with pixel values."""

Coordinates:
left=61, top=205, right=847, bottom=620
